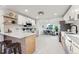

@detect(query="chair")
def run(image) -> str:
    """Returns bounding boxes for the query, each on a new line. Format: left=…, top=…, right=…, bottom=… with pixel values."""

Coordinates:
left=11, top=42, right=22, bottom=54
left=0, top=40, right=12, bottom=54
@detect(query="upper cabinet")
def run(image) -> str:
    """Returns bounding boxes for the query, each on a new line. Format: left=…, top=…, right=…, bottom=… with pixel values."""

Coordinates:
left=17, top=14, right=35, bottom=26
left=63, top=5, right=79, bottom=23
left=17, top=14, right=31, bottom=25
left=17, top=14, right=25, bottom=25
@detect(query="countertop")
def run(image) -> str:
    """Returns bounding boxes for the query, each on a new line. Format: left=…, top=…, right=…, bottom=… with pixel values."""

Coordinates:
left=65, top=32, right=79, bottom=45
left=0, top=24, right=36, bottom=39
left=0, top=31, right=35, bottom=39
left=67, top=34, right=79, bottom=44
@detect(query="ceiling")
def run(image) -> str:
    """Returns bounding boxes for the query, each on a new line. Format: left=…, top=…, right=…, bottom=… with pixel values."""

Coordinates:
left=1, top=5, right=70, bottom=19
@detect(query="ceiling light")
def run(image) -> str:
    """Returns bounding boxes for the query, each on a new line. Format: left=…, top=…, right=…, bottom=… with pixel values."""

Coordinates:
left=36, top=16, right=39, bottom=19
left=54, top=13, right=57, bottom=15
left=38, top=11, right=44, bottom=15
left=25, top=9, right=28, bottom=12
left=75, top=9, right=79, bottom=12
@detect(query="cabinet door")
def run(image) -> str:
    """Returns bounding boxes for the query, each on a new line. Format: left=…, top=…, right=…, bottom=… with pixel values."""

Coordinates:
left=17, top=15, right=27, bottom=25
left=61, top=36, right=65, bottom=47
left=65, top=39, right=72, bottom=53
left=25, top=35, right=36, bottom=54
left=17, top=14, right=30, bottom=25
left=0, top=34, right=4, bottom=42
left=72, top=42, right=79, bottom=54
left=17, top=15, right=24, bottom=25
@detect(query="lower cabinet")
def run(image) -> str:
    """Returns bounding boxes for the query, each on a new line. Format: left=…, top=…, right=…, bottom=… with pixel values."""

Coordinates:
left=25, top=35, right=36, bottom=54
left=72, top=42, right=79, bottom=54
left=65, top=39, right=79, bottom=54
left=4, top=35, right=36, bottom=54
left=61, top=36, right=65, bottom=47
left=65, top=39, right=72, bottom=54
left=61, top=32, right=79, bottom=54
left=0, top=34, right=4, bottom=42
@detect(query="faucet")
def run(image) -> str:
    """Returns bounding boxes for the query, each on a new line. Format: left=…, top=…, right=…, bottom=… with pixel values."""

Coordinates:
left=70, top=25, right=78, bottom=34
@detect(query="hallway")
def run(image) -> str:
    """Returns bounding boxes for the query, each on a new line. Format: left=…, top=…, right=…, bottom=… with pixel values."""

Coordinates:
left=34, top=35, right=65, bottom=54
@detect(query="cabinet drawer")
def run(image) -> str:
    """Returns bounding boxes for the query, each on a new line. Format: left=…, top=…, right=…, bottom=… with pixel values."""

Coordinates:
left=72, top=42, right=79, bottom=54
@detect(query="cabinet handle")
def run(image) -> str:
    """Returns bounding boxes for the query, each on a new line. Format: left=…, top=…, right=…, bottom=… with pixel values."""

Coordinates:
left=68, top=40, right=72, bottom=43
left=70, top=46, right=72, bottom=51
left=73, top=43, right=79, bottom=49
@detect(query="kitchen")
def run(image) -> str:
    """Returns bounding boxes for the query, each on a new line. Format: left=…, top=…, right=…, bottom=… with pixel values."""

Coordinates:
left=0, top=8, right=36, bottom=54
left=0, top=5, right=79, bottom=54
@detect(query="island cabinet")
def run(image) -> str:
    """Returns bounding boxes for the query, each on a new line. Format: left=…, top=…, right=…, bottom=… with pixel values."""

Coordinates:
left=4, top=34, right=36, bottom=54
left=24, top=35, right=36, bottom=54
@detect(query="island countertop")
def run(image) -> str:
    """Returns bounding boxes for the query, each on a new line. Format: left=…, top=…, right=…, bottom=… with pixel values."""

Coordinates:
left=0, top=31, right=36, bottom=39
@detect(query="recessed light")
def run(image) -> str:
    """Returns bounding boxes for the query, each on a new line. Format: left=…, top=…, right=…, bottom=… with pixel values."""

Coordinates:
left=25, top=9, right=28, bottom=12
left=54, top=13, right=57, bottom=15
left=75, top=9, right=79, bottom=12
left=36, top=16, right=39, bottom=19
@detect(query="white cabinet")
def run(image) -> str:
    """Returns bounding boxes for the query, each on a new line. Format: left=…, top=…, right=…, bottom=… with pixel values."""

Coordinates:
left=17, top=14, right=33, bottom=25
left=61, top=32, right=73, bottom=53
left=65, top=39, right=72, bottom=53
left=72, top=42, right=79, bottom=54
left=64, top=7, right=75, bottom=23
left=63, top=5, right=79, bottom=23
left=17, top=14, right=25, bottom=25
left=17, top=14, right=29, bottom=25
left=61, top=32, right=79, bottom=54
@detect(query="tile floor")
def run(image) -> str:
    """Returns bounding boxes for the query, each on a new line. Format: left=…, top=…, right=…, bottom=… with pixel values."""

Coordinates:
left=34, top=35, right=65, bottom=54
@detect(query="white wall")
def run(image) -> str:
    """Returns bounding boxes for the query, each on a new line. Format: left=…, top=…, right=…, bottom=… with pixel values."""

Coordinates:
left=36, top=18, right=63, bottom=35
left=0, top=10, right=4, bottom=41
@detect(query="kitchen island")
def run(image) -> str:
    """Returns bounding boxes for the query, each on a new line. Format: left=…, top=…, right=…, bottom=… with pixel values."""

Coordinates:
left=0, top=31, right=36, bottom=54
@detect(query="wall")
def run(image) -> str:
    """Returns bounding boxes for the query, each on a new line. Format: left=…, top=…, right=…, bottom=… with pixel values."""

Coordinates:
left=0, top=10, right=4, bottom=41
left=36, top=18, right=63, bottom=35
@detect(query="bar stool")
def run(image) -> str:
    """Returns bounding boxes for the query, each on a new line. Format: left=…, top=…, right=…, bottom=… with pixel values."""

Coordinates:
left=0, top=42, right=3, bottom=54
left=3, top=41, right=22, bottom=54
left=0, top=40, right=12, bottom=54
left=0, top=40, right=22, bottom=54
left=11, top=42, right=22, bottom=54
